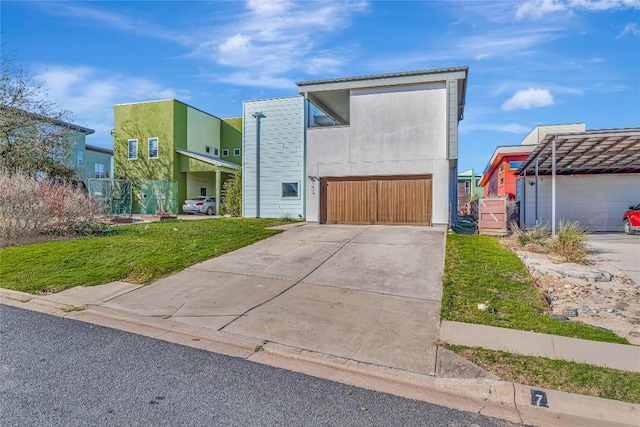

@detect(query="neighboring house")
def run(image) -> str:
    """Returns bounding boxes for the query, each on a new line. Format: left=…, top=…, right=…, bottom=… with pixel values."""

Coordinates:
left=113, top=99, right=241, bottom=214
left=479, top=124, right=586, bottom=198
left=479, top=146, right=535, bottom=198
left=80, top=144, right=113, bottom=188
left=457, top=169, right=483, bottom=215
left=3, top=107, right=113, bottom=188
left=296, top=67, right=469, bottom=226
left=516, top=127, right=640, bottom=232
left=242, top=96, right=306, bottom=219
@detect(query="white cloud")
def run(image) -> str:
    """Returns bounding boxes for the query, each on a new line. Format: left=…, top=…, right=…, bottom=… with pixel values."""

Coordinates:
left=36, top=2, right=191, bottom=44
left=32, top=65, right=187, bottom=146
left=502, top=88, right=555, bottom=110
left=517, top=0, right=640, bottom=20
left=191, top=0, right=368, bottom=88
left=618, top=22, right=640, bottom=38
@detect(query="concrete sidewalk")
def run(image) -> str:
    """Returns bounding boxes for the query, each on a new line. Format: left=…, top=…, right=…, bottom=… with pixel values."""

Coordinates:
left=2, top=223, right=639, bottom=426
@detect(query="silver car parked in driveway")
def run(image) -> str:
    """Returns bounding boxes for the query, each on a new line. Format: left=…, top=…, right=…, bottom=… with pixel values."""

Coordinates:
left=182, top=196, right=217, bottom=215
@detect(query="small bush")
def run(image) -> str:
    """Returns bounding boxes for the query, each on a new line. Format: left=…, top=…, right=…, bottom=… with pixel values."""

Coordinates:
left=219, top=170, right=242, bottom=217
left=0, top=169, right=99, bottom=247
left=547, top=220, right=589, bottom=263
left=508, top=221, right=550, bottom=247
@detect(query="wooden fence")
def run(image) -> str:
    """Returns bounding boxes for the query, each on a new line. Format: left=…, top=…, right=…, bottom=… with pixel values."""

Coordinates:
left=478, top=198, right=508, bottom=236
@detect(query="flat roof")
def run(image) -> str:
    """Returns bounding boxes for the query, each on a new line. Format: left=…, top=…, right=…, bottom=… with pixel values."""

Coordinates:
left=85, top=144, right=113, bottom=155
left=296, top=66, right=468, bottom=126
left=517, top=128, right=640, bottom=175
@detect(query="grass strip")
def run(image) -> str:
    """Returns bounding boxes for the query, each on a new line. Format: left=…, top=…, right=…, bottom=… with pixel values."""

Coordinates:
left=1, top=218, right=289, bottom=294
left=441, top=233, right=628, bottom=344
left=446, top=345, right=640, bottom=404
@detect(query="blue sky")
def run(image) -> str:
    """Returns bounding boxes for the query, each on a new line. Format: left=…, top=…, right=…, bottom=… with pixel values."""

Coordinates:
left=3, top=0, right=639, bottom=173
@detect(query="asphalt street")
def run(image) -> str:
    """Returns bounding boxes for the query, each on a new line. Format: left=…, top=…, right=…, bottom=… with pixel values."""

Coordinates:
left=0, top=304, right=525, bottom=427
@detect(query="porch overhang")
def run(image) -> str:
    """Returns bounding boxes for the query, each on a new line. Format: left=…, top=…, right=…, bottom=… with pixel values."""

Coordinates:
left=176, top=148, right=240, bottom=174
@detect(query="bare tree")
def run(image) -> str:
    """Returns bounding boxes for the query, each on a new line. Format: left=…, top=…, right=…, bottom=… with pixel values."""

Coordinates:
left=0, top=55, right=78, bottom=181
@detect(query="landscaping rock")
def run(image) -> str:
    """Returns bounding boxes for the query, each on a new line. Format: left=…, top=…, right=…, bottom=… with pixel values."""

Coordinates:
left=551, top=314, right=570, bottom=321
left=550, top=265, right=613, bottom=282
left=563, top=308, right=579, bottom=317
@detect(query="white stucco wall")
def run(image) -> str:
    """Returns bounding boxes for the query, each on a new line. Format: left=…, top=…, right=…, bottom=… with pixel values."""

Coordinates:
left=305, top=83, right=451, bottom=225
left=518, top=174, right=640, bottom=232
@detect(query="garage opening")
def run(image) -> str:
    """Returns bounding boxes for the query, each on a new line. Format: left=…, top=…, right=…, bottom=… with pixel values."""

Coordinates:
left=320, top=175, right=432, bottom=225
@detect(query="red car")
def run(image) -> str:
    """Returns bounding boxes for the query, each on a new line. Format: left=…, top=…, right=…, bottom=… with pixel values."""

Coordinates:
left=623, top=203, right=640, bottom=235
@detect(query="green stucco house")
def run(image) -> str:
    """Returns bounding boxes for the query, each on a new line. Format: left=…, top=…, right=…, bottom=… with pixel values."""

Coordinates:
left=113, top=99, right=241, bottom=214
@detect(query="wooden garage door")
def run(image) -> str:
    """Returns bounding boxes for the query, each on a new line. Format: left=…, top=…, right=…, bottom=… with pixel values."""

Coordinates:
left=322, top=176, right=432, bottom=225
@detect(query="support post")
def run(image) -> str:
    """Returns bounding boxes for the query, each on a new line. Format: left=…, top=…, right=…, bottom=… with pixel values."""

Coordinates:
left=551, top=137, right=557, bottom=236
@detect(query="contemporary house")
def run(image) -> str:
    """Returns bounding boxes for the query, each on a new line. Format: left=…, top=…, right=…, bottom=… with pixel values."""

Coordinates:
left=242, top=96, right=306, bottom=219
left=296, top=67, right=469, bottom=226
left=0, top=106, right=111, bottom=189
left=480, top=124, right=585, bottom=198
left=81, top=144, right=113, bottom=187
left=113, top=99, right=241, bottom=214
left=516, top=127, right=640, bottom=232
left=457, top=169, right=483, bottom=216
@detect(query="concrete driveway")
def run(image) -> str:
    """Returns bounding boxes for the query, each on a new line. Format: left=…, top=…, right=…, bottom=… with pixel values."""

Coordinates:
left=101, top=224, right=446, bottom=375
left=588, top=233, right=640, bottom=285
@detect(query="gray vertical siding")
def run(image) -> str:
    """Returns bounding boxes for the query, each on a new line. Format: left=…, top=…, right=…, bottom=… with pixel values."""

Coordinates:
left=243, top=96, right=305, bottom=219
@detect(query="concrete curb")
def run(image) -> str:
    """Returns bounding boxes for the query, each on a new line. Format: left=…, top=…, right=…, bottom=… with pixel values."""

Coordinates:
left=2, top=288, right=638, bottom=427
left=440, top=320, right=640, bottom=372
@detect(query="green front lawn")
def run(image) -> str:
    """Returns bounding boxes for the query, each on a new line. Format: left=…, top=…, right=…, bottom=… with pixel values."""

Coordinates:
left=441, top=233, right=628, bottom=344
left=447, top=345, right=640, bottom=404
left=0, top=218, right=288, bottom=294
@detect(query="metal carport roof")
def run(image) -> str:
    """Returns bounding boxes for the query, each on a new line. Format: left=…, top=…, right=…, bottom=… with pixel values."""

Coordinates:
left=516, top=128, right=640, bottom=176
left=515, top=127, right=640, bottom=235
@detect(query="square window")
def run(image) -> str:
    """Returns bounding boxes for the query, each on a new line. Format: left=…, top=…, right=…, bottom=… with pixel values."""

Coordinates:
left=234, top=148, right=241, bottom=156
left=205, top=145, right=211, bottom=154
left=128, top=139, right=138, bottom=159
left=148, top=137, right=158, bottom=159
left=94, top=163, right=105, bottom=178
left=282, top=182, right=299, bottom=198
left=222, top=149, right=229, bottom=157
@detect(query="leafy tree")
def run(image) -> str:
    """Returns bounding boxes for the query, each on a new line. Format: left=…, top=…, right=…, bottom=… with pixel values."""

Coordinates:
left=0, top=55, right=77, bottom=181
left=220, top=170, right=242, bottom=217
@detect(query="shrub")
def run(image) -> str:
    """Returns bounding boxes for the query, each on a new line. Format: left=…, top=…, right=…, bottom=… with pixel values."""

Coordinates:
left=219, top=170, right=241, bottom=217
left=0, top=169, right=98, bottom=247
left=547, top=220, right=589, bottom=263
left=508, top=221, right=550, bottom=247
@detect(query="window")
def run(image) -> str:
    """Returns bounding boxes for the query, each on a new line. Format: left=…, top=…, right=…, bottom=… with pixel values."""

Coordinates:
left=509, top=161, right=523, bottom=169
left=282, top=182, right=299, bottom=198
left=499, top=164, right=504, bottom=173
left=205, top=145, right=211, bottom=154
left=95, top=163, right=105, bottom=178
left=128, top=139, right=138, bottom=159
left=214, top=147, right=219, bottom=156
left=222, top=149, right=229, bottom=157
left=464, top=181, right=470, bottom=194
left=77, top=151, right=83, bottom=168
left=499, top=177, right=504, bottom=186
left=148, top=137, right=158, bottom=159
left=234, top=148, right=241, bottom=156
left=200, top=187, right=207, bottom=196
